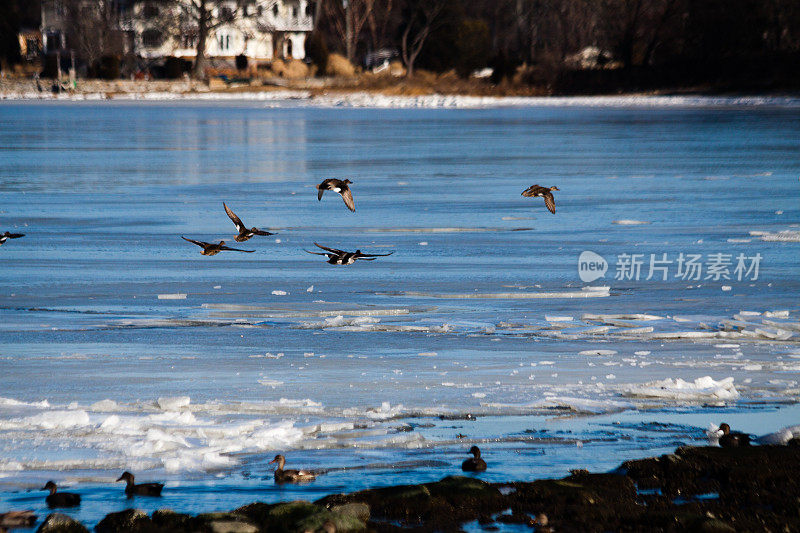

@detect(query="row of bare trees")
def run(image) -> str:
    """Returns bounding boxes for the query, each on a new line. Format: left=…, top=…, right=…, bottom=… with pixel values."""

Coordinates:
left=4, top=0, right=800, bottom=87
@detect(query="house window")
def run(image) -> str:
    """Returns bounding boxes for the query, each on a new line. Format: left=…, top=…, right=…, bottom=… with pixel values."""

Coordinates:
left=257, top=5, right=262, bottom=16
left=272, top=4, right=279, bottom=16
left=218, top=34, right=230, bottom=51
left=292, top=5, right=298, bottom=18
left=142, top=29, right=163, bottom=48
left=181, top=33, right=196, bottom=49
left=305, top=4, right=313, bottom=17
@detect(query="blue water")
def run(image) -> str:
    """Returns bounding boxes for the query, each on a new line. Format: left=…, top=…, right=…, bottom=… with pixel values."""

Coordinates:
left=1, top=99, right=799, bottom=527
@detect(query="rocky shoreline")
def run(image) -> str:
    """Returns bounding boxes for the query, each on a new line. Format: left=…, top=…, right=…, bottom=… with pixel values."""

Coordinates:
left=14, top=445, right=799, bottom=532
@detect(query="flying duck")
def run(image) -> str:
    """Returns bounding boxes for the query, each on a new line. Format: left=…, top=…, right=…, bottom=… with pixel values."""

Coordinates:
left=181, top=236, right=254, bottom=255
left=223, top=202, right=275, bottom=242
left=41, top=481, right=80, bottom=508
left=521, top=185, right=559, bottom=214
left=317, top=179, right=356, bottom=212
left=305, top=242, right=393, bottom=265
left=0, top=232, right=24, bottom=246
left=461, top=446, right=487, bottom=472
left=269, top=454, right=316, bottom=483
left=116, top=471, right=164, bottom=497
left=718, top=423, right=751, bottom=448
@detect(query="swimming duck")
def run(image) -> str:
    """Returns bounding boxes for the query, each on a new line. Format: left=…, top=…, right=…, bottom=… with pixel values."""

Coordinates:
left=718, top=423, right=751, bottom=448
left=305, top=242, right=393, bottom=265
left=0, top=232, right=24, bottom=246
left=317, top=179, right=356, bottom=212
left=521, top=185, right=559, bottom=214
left=223, top=202, right=275, bottom=242
left=41, top=481, right=80, bottom=508
left=181, top=236, right=254, bottom=255
left=461, top=446, right=487, bottom=472
left=269, top=454, right=316, bottom=483
left=116, top=471, right=164, bottom=497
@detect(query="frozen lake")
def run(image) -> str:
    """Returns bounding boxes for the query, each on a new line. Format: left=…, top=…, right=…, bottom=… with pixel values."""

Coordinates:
left=1, top=98, right=799, bottom=526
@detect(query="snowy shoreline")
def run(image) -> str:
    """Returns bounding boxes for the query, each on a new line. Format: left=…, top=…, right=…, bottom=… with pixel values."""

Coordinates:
left=3, top=87, right=800, bottom=109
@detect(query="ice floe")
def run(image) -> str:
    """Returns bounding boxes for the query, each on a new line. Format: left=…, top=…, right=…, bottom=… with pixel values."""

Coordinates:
left=622, top=376, right=739, bottom=401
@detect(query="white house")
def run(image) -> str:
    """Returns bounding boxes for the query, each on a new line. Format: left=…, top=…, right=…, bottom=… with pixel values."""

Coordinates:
left=126, top=0, right=314, bottom=64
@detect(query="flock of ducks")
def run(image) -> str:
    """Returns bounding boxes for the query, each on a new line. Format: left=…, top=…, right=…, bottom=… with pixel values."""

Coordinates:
left=1, top=179, right=560, bottom=258
left=34, top=446, right=488, bottom=509
left=34, top=418, right=755, bottom=510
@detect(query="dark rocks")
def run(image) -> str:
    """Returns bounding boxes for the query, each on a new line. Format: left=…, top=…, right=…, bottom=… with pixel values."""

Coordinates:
left=94, top=509, right=152, bottom=533
left=37, top=513, right=89, bottom=533
left=23, top=445, right=800, bottom=533
left=235, top=501, right=367, bottom=532
left=316, top=475, right=504, bottom=529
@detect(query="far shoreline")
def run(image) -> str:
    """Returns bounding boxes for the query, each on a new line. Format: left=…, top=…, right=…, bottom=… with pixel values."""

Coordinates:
left=2, top=78, right=800, bottom=108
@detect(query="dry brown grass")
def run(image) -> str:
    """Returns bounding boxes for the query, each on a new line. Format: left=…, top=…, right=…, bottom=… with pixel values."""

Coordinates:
left=326, top=53, right=356, bottom=77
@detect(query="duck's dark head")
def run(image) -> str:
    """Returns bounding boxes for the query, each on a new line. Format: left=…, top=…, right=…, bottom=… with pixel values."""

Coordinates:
left=344, top=179, right=353, bottom=184
left=269, top=454, right=285, bottom=466
left=116, top=471, right=134, bottom=483
left=550, top=186, right=560, bottom=191
left=219, top=240, right=226, bottom=246
left=719, top=423, right=731, bottom=435
left=468, top=446, right=481, bottom=457
left=41, top=481, right=57, bottom=493
left=355, top=249, right=362, bottom=254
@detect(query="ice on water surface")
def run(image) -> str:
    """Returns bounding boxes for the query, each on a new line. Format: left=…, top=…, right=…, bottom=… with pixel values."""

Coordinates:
left=0, top=98, right=799, bottom=524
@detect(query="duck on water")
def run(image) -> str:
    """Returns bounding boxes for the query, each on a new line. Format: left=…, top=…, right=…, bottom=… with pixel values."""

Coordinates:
left=269, top=454, right=317, bottom=483
left=116, top=471, right=164, bottom=497
left=462, top=446, right=487, bottom=472
left=41, top=481, right=80, bottom=508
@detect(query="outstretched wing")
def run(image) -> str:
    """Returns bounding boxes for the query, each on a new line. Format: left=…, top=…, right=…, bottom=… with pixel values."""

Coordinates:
left=543, top=192, right=556, bottom=214
left=521, top=185, right=541, bottom=197
left=305, top=249, right=331, bottom=256
left=223, top=202, right=246, bottom=233
left=357, top=250, right=394, bottom=257
left=253, top=229, right=275, bottom=236
left=341, top=188, right=356, bottom=212
left=219, top=245, right=255, bottom=253
left=314, top=242, right=346, bottom=254
left=181, top=236, right=208, bottom=248
left=7, top=233, right=24, bottom=239
left=317, top=187, right=325, bottom=201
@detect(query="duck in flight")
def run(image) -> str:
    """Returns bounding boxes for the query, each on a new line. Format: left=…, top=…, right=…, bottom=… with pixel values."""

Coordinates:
left=41, top=481, right=81, bottom=508
left=521, top=185, right=559, bottom=214
left=223, top=202, right=275, bottom=242
left=305, top=242, right=393, bottom=265
left=461, top=446, right=487, bottom=472
left=317, top=179, right=356, bottom=212
left=116, top=471, right=164, bottom=497
left=0, top=232, right=24, bottom=246
left=181, top=236, right=254, bottom=256
left=269, top=454, right=316, bottom=484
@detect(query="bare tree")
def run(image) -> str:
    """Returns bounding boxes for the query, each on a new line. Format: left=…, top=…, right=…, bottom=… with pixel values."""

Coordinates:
left=321, top=0, right=374, bottom=61
left=400, top=0, right=446, bottom=77
left=64, top=0, right=121, bottom=69
left=366, top=0, right=397, bottom=51
left=173, top=0, right=246, bottom=78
